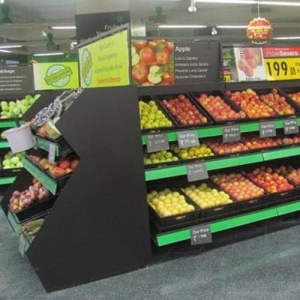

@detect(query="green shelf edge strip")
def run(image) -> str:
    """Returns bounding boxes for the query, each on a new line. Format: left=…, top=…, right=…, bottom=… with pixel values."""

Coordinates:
left=35, top=136, right=60, bottom=156
left=6, top=211, right=31, bottom=252
left=0, top=176, right=16, bottom=185
left=0, top=141, right=9, bottom=148
left=7, top=210, right=19, bottom=233
left=206, top=153, right=263, bottom=171
left=141, top=118, right=300, bottom=145
left=145, top=153, right=264, bottom=181
left=0, top=120, right=24, bottom=128
left=23, top=158, right=57, bottom=195
left=156, top=200, right=300, bottom=246
left=277, top=201, right=300, bottom=216
left=263, top=147, right=300, bottom=161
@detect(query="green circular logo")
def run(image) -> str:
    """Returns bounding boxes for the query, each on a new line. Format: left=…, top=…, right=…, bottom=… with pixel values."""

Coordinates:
left=81, top=49, right=92, bottom=86
left=45, top=64, right=71, bottom=87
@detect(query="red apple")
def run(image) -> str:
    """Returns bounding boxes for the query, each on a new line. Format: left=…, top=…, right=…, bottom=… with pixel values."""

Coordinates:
left=139, top=47, right=155, bottom=65
left=132, top=64, right=149, bottom=83
left=155, top=48, right=170, bottom=65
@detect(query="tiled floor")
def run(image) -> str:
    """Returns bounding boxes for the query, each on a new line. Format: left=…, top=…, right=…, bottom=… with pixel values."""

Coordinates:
left=1, top=208, right=300, bottom=300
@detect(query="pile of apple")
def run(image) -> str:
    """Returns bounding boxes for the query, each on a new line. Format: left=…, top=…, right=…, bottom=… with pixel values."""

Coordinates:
left=246, top=166, right=294, bottom=194
left=171, top=144, right=214, bottom=160
left=276, top=134, right=300, bottom=146
left=0, top=94, right=40, bottom=119
left=9, top=178, right=50, bottom=213
left=182, top=182, right=233, bottom=210
left=211, top=172, right=265, bottom=202
left=196, top=94, right=246, bottom=121
left=160, top=94, right=208, bottom=126
left=131, top=39, right=174, bottom=86
left=241, top=134, right=278, bottom=150
left=2, top=151, right=25, bottom=169
left=139, top=99, right=172, bottom=130
left=144, top=150, right=179, bottom=166
left=29, top=155, right=79, bottom=178
left=207, top=139, right=249, bottom=155
left=226, top=89, right=277, bottom=119
left=276, top=165, right=300, bottom=186
left=147, top=188, right=195, bottom=218
left=288, top=92, right=300, bottom=107
left=259, top=89, right=295, bottom=116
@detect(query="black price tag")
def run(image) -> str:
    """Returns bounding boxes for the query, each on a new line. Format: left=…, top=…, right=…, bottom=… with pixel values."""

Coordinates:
left=190, top=224, right=212, bottom=245
left=48, top=143, right=56, bottom=164
left=222, top=125, right=241, bottom=143
left=146, top=133, right=169, bottom=153
left=284, top=119, right=299, bottom=135
left=259, top=121, right=276, bottom=138
left=177, top=130, right=199, bottom=148
left=187, top=163, right=208, bottom=182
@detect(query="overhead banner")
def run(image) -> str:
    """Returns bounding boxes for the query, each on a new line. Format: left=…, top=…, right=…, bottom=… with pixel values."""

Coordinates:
left=263, top=47, right=300, bottom=81
left=78, top=28, right=130, bottom=88
left=75, top=11, right=130, bottom=44
left=131, top=39, right=221, bottom=86
left=0, top=66, right=34, bottom=95
left=33, top=62, right=79, bottom=90
left=233, top=46, right=300, bottom=82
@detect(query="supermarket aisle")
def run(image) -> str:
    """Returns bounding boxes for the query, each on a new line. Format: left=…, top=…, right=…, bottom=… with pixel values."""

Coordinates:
left=1, top=208, right=300, bottom=300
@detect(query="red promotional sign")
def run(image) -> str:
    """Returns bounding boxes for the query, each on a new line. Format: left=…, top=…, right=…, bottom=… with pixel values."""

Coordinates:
left=246, top=18, right=273, bottom=44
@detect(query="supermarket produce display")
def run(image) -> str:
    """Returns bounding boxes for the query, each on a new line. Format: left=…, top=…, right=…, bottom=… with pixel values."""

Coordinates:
left=1, top=86, right=152, bottom=292
left=3, top=33, right=300, bottom=294
left=140, top=79, right=300, bottom=245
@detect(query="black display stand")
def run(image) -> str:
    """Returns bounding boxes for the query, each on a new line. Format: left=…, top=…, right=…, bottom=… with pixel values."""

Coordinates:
left=1, top=85, right=152, bottom=292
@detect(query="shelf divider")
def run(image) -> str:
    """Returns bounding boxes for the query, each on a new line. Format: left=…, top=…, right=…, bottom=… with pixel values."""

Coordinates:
left=141, top=117, right=300, bottom=145
left=23, top=157, right=57, bottom=195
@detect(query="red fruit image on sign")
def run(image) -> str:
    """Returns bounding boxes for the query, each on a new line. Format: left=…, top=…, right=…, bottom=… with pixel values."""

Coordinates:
left=139, top=47, right=156, bottom=65
left=155, top=48, right=170, bottom=65
left=132, top=64, right=149, bottom=83
left=131, top=39, right=175, bottom=86
left=237, top=47, right=263, bottom=78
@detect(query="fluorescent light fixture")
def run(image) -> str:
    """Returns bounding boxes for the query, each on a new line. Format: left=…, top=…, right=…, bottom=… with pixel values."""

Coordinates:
left=195, top=0, right=300, bottom=5
left=217, top=25, right=247, bottom=29
left=273, top=36, right=300, bottom=40
left=0, top=49, right=12, bottom=53
left=0, top=45, right=22, bottom=49
left=195, top=0, right=256, bottom=3
left=51, top=25, right=76, bottom=30
left=158, top=24, right=207, bottom=28
left=33, top=52, right=64, bottom=57
left=260, top=1, right=300, bottom=6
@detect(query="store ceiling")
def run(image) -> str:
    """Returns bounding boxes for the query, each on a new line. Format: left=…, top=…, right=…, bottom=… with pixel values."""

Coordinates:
left=1, top=0, right=300, bottom=56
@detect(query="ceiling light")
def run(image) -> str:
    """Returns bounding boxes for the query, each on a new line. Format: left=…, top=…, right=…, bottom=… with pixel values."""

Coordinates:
left=211, top=26, right=218, bottom=35
left=51, top=25, right=76, bottom=30
left=217, top=25, right=247, bottom=29
left=273, top=36, right=300, bottom=40
left=159, top=25, right=207, bottom=28
left=195, top=0, right=256, bottom=3
left=195, top=0, right=300, bottom=5
left=33, top=52, right=64, bottom=57
left=188, top=0, right=197, bottom=12
left=260, top=1, right=300, bottom=6
left=0, top=49, right=12, bottom=53
left=0, top=45, right=22, bottom=49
